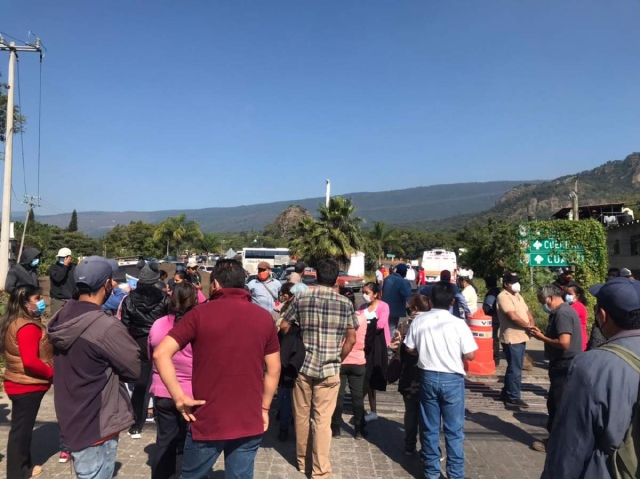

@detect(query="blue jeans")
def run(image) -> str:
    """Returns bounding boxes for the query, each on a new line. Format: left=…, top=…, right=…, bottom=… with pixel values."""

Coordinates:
left=71, top=438, right=119, bottom=479
left=419, top=371, right=466, bottom=479
left=277, top=387, right=293, bottom=430
left=181, top=430, right=262, bottom=479
left=502, top=342, right=526, bottom=401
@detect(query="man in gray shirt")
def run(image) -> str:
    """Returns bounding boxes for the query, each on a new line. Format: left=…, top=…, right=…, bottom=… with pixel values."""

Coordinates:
left=541, top=277, right=640, bottom=478
left=247, top=261, right=281, bottom=312
left=528, top=284, right=582, bottom=452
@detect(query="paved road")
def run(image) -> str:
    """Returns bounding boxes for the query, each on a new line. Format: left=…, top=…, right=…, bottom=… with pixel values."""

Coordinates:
left=0, top=343, right=550, bottom=479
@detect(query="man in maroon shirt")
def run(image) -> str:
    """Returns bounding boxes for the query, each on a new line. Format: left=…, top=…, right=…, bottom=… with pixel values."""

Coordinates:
left=154, top=259, right=280, bottom=479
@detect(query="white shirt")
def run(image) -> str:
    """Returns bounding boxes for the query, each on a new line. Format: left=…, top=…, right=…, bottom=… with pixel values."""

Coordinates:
left=375, top=270, right=384, bottom=283
left=405, top=266, right=416, bottom=282
left=461, top=285, right=478, bottom=314
left=404, top=308, right=478, bottom=375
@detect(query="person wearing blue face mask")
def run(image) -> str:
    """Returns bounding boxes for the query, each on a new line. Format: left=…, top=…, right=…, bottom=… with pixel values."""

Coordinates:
left=0, top=285, right=53, bottom=479
left=527, top=284, right=583, bottom=453
left=5, top=247, right=41, bottom=294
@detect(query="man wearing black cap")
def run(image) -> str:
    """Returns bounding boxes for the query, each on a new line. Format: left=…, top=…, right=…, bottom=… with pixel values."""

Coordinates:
left=542, top=277, right=640, bottom=478
left=497, top=272, right=534, bottom=409
left=48, top=257, right=140, bottom=479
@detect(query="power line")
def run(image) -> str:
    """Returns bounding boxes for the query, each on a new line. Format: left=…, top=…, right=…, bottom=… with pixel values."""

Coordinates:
left=0, top=31, right=27, bottom=45
left=15, top=57, right=27, bottom=196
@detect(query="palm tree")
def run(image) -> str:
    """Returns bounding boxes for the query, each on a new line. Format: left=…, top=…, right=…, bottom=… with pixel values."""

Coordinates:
left=153, top=214, right=204, bottom=257
left=368, top=221, right=402, bottom=264
left=289, top=197, right=365, bottom=268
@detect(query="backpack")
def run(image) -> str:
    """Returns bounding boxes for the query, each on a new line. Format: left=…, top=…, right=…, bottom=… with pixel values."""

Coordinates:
left=600, top=343, right=640, bottom=479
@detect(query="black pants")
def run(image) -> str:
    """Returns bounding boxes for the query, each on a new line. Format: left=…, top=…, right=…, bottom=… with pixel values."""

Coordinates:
left=7, top=390, right=46, bottom=479
left=547, top=358, right=572, bottom=433
left=152, top=397, right=187, bottom=479
left=402, top=393, right=422, bottom=452
left=131, top=335, right=153, bottom=429
left=332, top=364, right=366, bottom=427
left=492, top=322, right=501, bottom=364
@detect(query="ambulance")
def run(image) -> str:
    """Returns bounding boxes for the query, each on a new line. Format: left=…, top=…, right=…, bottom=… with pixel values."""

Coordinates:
left=421, top=249, right=457, bottom=283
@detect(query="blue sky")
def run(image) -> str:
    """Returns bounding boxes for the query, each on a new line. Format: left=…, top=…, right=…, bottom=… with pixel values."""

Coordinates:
left=3, top=0, right=640, bottom=214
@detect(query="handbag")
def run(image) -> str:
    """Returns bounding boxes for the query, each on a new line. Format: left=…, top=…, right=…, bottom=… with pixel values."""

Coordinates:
left=261, top=281, right=282, bottom=322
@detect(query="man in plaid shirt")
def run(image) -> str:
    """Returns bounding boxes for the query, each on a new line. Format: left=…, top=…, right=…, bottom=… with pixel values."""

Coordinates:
left=282, top=258, right=358, bottom=479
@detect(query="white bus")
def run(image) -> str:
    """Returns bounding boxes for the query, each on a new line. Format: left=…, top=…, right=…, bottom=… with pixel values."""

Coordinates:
left=242, top=248, right=291, bottom=274
left=421, top=249, right=457, bottom=283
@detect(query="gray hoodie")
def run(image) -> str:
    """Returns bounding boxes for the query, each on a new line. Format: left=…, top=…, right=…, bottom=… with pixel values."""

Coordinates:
left=48, top=300, right=141, bottom=451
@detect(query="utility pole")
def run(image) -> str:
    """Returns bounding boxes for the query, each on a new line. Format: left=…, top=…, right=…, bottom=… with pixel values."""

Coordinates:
left=325, top=179, right=331, bottom=207
left=17, top=195, right=39, bottom=263
left=0, top=35, right=43, bottom=290
left=570, top=178, right=579, bottom=221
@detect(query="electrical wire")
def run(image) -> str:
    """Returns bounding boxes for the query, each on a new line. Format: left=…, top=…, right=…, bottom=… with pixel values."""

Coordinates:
left=0, top=31, right=28, bottom=45
left=15, top=57, right=27, bottom=196
left=37, top=55, right=42, bottom=202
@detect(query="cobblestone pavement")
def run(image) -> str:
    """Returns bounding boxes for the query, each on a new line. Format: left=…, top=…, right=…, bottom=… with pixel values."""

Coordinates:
left=0, top=359, right=550, bottom=478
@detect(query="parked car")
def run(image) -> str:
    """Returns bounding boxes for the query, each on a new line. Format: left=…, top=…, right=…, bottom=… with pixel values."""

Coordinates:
left=197, top=255, right=207, bottom=264
left=336, top=271, right=365, bottom=292
left=199, top=265, right=215, bottom=273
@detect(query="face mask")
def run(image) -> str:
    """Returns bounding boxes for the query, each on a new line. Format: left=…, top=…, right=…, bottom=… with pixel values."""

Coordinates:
left=30, top=258, right=40, bottom=267
left=34, top=299, right=46, bottom=316
left=362, top=293, right=372, bottom=303
left=542, top=303, right=552, bottom=314
left=565, top=294, right=575, bottom=304
left=510, top=282, right=521, bottom=293
left=258, top=271, right=270, bottom=281
left=58, top=258, right=65, bottom=265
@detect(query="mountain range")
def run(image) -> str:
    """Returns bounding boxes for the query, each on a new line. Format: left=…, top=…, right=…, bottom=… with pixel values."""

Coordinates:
left=24, top=152, right=640, bottom=236
left=27, top=181, right=528, bottom=236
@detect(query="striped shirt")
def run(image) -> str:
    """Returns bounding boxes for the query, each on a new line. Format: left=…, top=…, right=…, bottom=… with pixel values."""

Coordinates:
left=283, top=285, right=358, bottom=378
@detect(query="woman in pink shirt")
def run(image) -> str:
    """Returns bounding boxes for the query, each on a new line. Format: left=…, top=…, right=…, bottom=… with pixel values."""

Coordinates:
left=148, top=283, right=197, bottom=479
left=566, top=284, right=588, bottom=352
left=360, top=282, right=390, bottom=423
left=331, top=305, right=369, bottom=440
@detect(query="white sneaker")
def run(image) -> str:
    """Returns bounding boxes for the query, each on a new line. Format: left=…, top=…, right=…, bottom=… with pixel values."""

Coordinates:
left=364, top=412, right=378, bottom=422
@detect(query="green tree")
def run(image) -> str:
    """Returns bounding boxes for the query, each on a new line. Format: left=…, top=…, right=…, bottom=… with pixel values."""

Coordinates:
left=199, top=232, right=221, bottom=254
left=103, top=221, right=163, bottom=258
left=368, top=221, right=402, bottom=263
left=153, top=214, right=204, bottom=257
left=0, top=72, right=26, bottom=143
left=289, top=197, right=364, bottom=268
left=67, top=209, right=78, bottom=232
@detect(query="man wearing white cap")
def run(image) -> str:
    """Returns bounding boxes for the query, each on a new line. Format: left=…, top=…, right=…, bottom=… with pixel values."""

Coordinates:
left=49, top=248, right=75, bottom=315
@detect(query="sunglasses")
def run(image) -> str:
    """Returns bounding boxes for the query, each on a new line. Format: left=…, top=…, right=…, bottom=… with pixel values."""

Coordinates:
left=258, top=268, right=267, bottom=273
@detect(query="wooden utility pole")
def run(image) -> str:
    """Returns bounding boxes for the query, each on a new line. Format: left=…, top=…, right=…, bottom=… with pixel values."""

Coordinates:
left=571, top=178, right=579, bottom=221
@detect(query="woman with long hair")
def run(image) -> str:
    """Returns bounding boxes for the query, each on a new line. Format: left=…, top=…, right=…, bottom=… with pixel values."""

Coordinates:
left=1, top=285, right=52, bottom=479
left=359, top=282, right=390, bottom=423
left=148, top=282, right=198, bottom=479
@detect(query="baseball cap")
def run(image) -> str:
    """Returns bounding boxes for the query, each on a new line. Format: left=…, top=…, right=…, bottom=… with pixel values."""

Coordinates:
left=620, top=268, right=633, bottom=278
left=257, top=261, right=271, bottom=270
left=74, top=256, right=114, bottom=291
left=57, top=248, right=72, bottom=258
left=187, top=261, right=198, bottom=268
left=590, top=277, right=640, bottom=319
left=106, top=259, right=119, bottom=272
left=395, top=263, right=408, bottom=275
left=502, top=272, right=520, bottom=284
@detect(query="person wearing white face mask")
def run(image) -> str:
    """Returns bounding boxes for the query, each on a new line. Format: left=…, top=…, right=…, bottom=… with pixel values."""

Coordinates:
left=496, top=272, right=535, bottom=409
left=358, top=282, right=390, bottom=423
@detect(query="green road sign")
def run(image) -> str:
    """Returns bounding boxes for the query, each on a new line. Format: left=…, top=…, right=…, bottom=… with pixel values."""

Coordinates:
left=386, top=254, right=396, bottom=259
left=525, top=252, right=585, bottom=267
left=528, top=238, right=584, bottom=253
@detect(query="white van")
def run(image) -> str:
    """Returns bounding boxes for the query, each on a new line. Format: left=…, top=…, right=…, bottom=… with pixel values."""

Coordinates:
left=421, top=249, right=457, bottom=283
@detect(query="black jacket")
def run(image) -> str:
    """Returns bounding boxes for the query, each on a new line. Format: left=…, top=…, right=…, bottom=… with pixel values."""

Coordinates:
left=49, top=262, right=76, bottom=300
left=278, top=323, right=306, bottom=388
left=6, top=247, right=40, bottom=293
left=365, top=317, right=388, bottom=392
left=120, top=285, right=170, bottom=339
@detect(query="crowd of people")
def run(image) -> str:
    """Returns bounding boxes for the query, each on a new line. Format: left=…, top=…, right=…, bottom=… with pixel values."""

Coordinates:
left=2, top=248, right=640, bottom=479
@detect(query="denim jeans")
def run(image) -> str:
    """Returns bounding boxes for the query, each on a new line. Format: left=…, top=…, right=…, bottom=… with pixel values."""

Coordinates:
left=502, top=342, right=527, bottom=401
left=71, top=438, right=119, bottom=479
left=181, top=430, right=262, bottom=479
left=419, top=371, right=466, bottom=479
left=277, top=387, right=293, bottom=430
